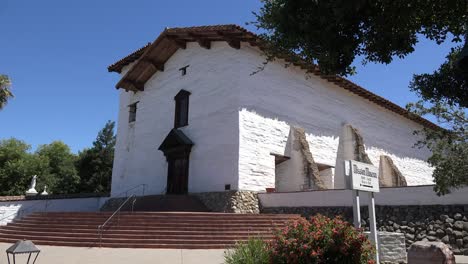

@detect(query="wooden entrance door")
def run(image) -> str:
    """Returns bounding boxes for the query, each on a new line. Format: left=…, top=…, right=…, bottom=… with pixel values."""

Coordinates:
left=159, top=129, right=193, bottom=195
left=166, top=157, right=189, bottom=194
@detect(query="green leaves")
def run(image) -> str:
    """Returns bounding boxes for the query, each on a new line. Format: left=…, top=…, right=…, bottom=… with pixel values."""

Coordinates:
left=407, top=100, right=467, bottom=195
left=36, top=141, right=79, bottom=194
left=224, top=238, right=270, bottom=264
left=76, top=121, right=116, bottom=193
left=254, top=0, right=467, bottom=76
left=0, top=139, right=51, bottom=196
left=0, top=121, right=116, bottom=195
left=410, top=47, right=468, bottom=108
left=0, top=74, right=13, bottom=110
left=269, top=215, right=375, bottom=264
left=407, top=45, right=467, bottom=195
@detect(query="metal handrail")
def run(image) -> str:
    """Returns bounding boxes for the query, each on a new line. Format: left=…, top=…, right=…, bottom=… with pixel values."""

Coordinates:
left=97, top=194, right=137, bottom=247
left=0, top=199, right=52, bottom=223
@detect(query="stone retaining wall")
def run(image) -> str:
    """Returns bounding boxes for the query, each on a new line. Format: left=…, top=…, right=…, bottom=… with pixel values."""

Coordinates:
left=261, top=205, right=468, bottom=255
left=195, top=191, right=259, bottom=214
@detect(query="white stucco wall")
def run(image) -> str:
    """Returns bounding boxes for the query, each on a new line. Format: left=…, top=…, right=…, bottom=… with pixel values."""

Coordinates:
left=111, top=42, right=241, bottom=196
left=236, top=44, right=433, bottom=191
left=0, top=197, right=108, bottom=225
left=111, top=40, right=434, bottom=195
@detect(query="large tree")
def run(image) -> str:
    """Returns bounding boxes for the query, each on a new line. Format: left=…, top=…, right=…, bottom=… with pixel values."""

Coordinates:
left=254, top=0, right=468, bottom=193
left=407, top=48, right=468, bottom=194
left=0, top=75, right=14, bottom=110
left=36, top=141, right=80, bottom=194
left=254, top=0, right=467, bottom=76
left=76, top=121, right=116, bottom=193
left=0, top=139, right=51, bottom=196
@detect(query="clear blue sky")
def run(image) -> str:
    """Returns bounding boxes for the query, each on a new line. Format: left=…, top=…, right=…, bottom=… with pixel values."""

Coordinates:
left=0, top=0, right=457, bottom=153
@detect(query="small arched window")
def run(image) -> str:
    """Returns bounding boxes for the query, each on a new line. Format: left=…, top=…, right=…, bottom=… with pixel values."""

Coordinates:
left=174, top=89, right=190, bottom=128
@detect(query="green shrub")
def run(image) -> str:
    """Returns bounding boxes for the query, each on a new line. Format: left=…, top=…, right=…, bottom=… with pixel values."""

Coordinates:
left=224, top=237, right=270, bottom=264
left=269, top=214, right=376, bottom=264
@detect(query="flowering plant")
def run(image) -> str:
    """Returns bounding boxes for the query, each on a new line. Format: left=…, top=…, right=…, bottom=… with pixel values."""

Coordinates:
left=269, top=214, right=375, bottom=264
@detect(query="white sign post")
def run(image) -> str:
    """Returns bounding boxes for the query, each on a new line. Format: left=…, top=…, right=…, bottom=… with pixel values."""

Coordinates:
left=345, top=160, right=380, bottom=263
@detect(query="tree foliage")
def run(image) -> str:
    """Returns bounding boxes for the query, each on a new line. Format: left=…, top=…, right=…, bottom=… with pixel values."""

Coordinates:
left=0, top=74, right=14, bottom=110
left=76, top=120, right=116, bottom=193
left=254, top=0, right=467, bottom=76
left=0, top=139, right=51, bottom=196
left=36, top=141, right=80, bottom=194
left=0, top=121, right=116, bottom=195
left=411, top=46, right=468, bottom=108
left=408, top=48, right=468, bottom=195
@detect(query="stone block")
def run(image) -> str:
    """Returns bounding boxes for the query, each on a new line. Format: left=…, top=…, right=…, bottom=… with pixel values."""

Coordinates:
left=454, top=231, right=463, bottom=239
left=456, top=239, right=463, bottom=247
left=407, top=241, right=455, bottom=264
left=454, top=221, right=464, bottom=230
left=370, top=232, right=407, bottom=264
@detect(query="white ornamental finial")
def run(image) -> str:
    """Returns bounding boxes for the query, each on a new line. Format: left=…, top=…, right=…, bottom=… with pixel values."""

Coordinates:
left=30, top=175, right=37, bottom=189
left=41, top=185, right=48, bottom=196
left=25, top=175, right=38, bottom=196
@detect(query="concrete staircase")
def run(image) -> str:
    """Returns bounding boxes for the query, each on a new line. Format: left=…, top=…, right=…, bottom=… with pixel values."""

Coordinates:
left=0, top=212, right=300, bottom=249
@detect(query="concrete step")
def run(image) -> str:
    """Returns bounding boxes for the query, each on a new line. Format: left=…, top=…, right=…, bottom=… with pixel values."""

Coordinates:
left=8, top=222, right=286, bottom=229
left=0, top=238, right=236, bottom=249
left=1, top=225, right=278, bottom=233
left=0, top=233, right=267, bottom=245
left=0, top=229, right=275, bottom=238
left=30, top=211, right=298, bottom=218
left=21, top=215, right=293, bottom=222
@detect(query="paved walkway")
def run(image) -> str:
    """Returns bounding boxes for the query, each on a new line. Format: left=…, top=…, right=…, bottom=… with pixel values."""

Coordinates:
left=1, top=242, right=467, bottom=264
left=457, top=255, right=468, bottom=264
left=0, top=243, right=226, bottom=264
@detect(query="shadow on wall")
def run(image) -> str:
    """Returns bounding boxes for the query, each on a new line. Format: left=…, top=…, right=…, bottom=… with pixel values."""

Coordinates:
left=240, top=106, right=428, bottom=161
left=271, top=121, right=410, bottom=192
left=0, top=200, right=52, bottom=225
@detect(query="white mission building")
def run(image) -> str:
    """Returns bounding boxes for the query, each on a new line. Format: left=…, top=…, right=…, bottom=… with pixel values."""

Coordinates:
left=108, top=25, right=436, bottom=197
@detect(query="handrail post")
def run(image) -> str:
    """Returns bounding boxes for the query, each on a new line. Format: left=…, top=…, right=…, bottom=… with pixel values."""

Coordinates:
left=131, top=197, right=137, bottom=213
left=98, top=225, right=103, bottom=247
left=97, top=194, right=136, bottom=248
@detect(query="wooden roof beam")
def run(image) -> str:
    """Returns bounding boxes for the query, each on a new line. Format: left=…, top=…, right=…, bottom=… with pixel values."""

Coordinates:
left=216, top=31, right=241, bottom=49
left=142, top=59, right=164, bottom=72
left=196, top=38, right=211, bottom=49
left=227, top=39, right=241, bottom=49
left=188, top=33, right=211, bottom=49
left=165, top=35, right=187, bottom=49
left=121, top=79, right=144, bottom=91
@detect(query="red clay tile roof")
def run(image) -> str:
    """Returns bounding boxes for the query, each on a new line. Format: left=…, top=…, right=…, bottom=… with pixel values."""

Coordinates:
left=108, top=42, right=151, bottom=73
left=107, top=24, right=439, bottom=130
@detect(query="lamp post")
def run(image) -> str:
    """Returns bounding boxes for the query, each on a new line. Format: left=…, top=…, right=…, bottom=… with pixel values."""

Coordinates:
left=5, top=240, right=40, bottom=264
